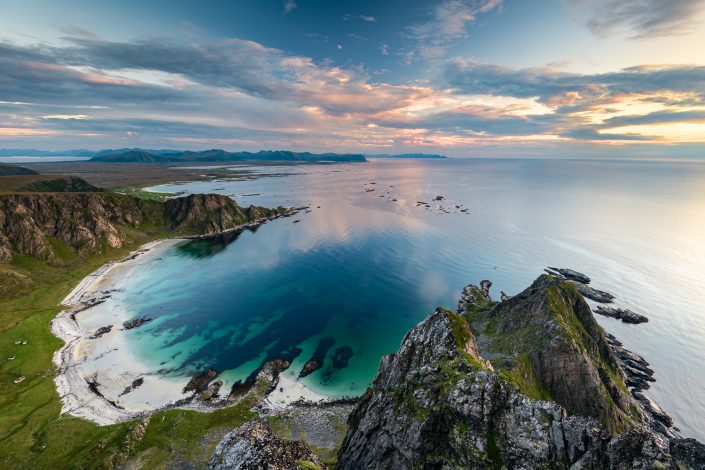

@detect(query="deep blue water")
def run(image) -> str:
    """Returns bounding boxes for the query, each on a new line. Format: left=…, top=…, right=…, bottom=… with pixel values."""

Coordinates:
left=122, top=158, right=705, bottom=440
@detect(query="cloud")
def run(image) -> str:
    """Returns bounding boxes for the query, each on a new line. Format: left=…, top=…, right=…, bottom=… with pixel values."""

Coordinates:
left=343, top=14, right=377, bottom=22
left=587, top=0, right=705, bottom=38
left=407, top=0, right=502, bottom=60
left=442, top=60, right=705, bottom=107
left=1, top=32, right=705, bottom=153
left=283, top=0, right=297, bottom=14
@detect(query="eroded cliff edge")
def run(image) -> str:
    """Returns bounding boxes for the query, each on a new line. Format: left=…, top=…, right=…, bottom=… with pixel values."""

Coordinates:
left=0, top=190, right=290, bottom=264
left=335, top=276, right=705, bottom=469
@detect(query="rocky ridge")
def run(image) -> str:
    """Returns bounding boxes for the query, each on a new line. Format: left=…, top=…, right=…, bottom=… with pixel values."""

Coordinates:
left=0, top=191, right=292, bottom=264
left=336, top=275, right=705, bottom=469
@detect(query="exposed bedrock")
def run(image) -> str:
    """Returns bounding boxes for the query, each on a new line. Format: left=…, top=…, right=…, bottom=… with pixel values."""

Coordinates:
left=337, top=275, right=704, bottom=469
left=208, top=419, right=324, bottom=470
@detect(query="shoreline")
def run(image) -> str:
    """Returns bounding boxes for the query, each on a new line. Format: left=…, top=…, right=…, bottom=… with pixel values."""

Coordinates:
left=51, top=215, right=338, bottom=426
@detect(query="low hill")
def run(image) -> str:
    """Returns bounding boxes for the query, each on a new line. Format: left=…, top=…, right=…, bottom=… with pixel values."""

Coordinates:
left=91, top=149, right=367, bottom=163
left=0, top=175, right=103, bottom=193
left=19, top=176, right=104, bottom=193
left=0, top=163, right=39, bottom=176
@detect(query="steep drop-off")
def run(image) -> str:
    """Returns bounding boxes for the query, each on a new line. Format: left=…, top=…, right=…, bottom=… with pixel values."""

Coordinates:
left=0, top=191, right=290, bottom=264
left=335, top=278, right=705, bottom=469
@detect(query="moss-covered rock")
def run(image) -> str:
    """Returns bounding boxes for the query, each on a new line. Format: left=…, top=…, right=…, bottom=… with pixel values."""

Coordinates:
left=466, top=274, right=639, bottom=433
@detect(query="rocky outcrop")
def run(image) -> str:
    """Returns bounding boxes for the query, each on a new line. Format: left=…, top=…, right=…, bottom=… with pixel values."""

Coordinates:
left=208, top=419, right=324, bottom=470
left=546, top=266, right=591, bottom=284
left=462, top=275, right=637, bottom=433
left=0, top=192, right=291, bottom=264
left=595, top=306, right=649, bottom=324
left=337, top=278, right=705, bottom=469
left=122, top=316, right=151, bottom=330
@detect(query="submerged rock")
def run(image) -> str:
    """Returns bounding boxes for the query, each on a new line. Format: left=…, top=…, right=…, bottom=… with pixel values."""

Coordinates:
left=331, top=346, right=353, bottom=368
left=122, top=316, right=151, bottom=330
left=208, top=419, right=323, bottom=470
left=595, top=305, right=648, bottom=324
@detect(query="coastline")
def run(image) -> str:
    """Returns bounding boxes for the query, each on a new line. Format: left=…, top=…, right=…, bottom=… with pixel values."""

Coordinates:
left=51, top=218, right=336, bottom=426
left=51, top=238, right=183, bottom=424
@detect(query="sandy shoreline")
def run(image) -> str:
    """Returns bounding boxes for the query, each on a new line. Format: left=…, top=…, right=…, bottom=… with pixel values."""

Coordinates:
left=52, top=237, right=337, bottom=425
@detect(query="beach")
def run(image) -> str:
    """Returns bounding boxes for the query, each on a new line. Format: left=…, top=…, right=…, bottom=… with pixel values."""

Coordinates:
left=51, top=237, right=334, bottom=425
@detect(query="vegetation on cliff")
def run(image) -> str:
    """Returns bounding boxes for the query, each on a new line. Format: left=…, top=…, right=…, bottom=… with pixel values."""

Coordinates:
left=337, top=286, right=705, bottom=468
left=460, top=275, right=637, bottom=433
left=0, top=181, right=293, bottom=469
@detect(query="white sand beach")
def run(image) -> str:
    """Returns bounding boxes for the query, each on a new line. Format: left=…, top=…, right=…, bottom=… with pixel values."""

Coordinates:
left=51, top=238, right=336, bottom=425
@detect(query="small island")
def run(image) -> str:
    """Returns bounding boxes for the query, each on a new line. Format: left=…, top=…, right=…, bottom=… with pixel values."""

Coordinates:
left=366, top=153, right=448, bottom=159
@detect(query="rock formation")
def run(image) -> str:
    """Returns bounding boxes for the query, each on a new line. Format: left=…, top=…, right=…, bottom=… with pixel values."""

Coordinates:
left=0, top=191, right=292, bottom=264
left=208, top=419, right=324, bottom=470
left=336, top=276, right=705, bottom=469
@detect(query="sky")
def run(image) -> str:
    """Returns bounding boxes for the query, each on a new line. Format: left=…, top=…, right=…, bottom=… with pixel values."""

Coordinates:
left=1, top=0, right=705, bottom=157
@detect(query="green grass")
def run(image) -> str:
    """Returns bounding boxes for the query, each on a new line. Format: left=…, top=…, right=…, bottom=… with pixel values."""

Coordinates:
left=113, top=185, right=173, bottom=202
left=0, top=227, right=268, bottom=469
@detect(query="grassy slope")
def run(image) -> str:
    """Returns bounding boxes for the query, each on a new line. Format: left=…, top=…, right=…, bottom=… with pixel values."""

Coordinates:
left=0, top=207, right=267, bottom=469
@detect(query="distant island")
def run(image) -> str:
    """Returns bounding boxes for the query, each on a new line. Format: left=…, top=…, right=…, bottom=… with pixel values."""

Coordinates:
left=366, top=153, right=448, bottom=159
left=91, top=149, right=367, bottom=163
left=0, top=148, right=368, bottom=163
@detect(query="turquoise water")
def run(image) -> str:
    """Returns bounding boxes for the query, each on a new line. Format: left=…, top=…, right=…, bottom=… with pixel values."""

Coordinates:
left=124, top=158, right=705, bottom=440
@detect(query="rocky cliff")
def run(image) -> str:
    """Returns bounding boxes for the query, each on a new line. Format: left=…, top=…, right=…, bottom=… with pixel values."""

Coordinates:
left=336, top=277, right=705, bottom=469
left=459, top=275, right=636, bottom=433
left=0, top=192, right=290, bottom=264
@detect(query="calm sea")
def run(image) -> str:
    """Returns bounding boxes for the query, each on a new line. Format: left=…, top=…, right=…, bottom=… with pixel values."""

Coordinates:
left=121, top=158, right=705, bottom=440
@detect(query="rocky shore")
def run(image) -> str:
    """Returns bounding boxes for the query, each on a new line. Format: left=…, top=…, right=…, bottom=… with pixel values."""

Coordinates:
left=335, top=274, right=705, bottom=468
left=50, top=209, right=317, bottom=425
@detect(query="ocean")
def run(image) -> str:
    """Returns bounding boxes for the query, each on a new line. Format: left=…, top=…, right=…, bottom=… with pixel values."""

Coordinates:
left=118, top=157, right=705, bottom=440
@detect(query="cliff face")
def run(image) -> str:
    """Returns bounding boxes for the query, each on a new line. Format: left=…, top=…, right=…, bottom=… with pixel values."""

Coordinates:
left=337, top=280, right=705, bottom=469
left=461, top=275, right=636, bottom=433
left=0, top=192, right=288, bottom=264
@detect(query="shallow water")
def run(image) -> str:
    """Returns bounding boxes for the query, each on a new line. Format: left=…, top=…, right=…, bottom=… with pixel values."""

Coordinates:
left=124, top=158, right=705, bottom=440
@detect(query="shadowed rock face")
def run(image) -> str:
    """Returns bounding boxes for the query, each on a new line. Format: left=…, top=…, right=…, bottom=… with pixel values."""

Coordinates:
left=208, top=419, right=323, bottom=470
left=467, top=275, right=636, bottom=433
left=336, top=281, right=705, bottom=469
left=0, top=192, right=289, bottom=264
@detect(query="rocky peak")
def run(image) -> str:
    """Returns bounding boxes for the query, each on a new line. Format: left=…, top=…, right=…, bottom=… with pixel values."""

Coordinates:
left=336, top=277, right=705, bottom=469
left=462, top=274, right=637, bottom=433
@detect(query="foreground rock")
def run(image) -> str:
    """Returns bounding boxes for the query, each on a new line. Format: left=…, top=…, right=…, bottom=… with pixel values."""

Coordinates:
left=208, top=419, right=324, bottom=470
left=337, top=276, right=705, bottom=469
left=595, top=305, right=649, bottom=324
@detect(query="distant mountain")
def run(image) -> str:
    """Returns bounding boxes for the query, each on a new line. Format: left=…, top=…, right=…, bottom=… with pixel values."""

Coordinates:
left=0, top=149, right=94, bottom=157
left=91, top=149, right=367, bottom=163
left=0, top=163, right=39, bottom=176
left=367, top=153, right=448, bottom=159
left=91, top=148, right=182, bottom=157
